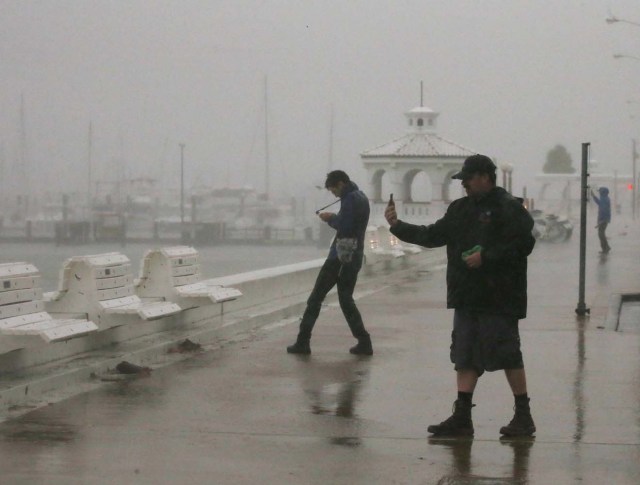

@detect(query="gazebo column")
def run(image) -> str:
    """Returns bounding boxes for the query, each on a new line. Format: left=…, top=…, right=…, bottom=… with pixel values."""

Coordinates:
left=388, top=163, right=405, bottom=202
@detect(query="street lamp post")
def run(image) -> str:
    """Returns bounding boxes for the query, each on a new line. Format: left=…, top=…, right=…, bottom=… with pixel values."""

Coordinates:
left=607, top=14, right=640, bottom=219
left=179, top=143, right=185, bottom=243
left=500, top=163, right=514, bottom=193
left=633, top=139, right=638, bottom=220
left=575, top=143, right=590, bottom=317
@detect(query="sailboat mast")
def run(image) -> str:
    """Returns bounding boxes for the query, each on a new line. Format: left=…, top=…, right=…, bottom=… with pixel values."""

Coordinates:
left=327, top=104, right=334, bottom=172
left=264, top=74, right=270, bottom=201
left=87, top=121, right=93, bottom=220
left=19, top=93, right=29, bottom=215
left=0, top=143, right=4, bottom=201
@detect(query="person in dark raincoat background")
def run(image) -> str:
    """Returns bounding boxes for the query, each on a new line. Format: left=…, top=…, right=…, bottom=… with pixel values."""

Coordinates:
left=591, top=186, right=611, bottom=254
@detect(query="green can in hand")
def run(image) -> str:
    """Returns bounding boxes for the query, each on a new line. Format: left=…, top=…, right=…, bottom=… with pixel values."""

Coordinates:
left=461, top=245, right=483, bottom=260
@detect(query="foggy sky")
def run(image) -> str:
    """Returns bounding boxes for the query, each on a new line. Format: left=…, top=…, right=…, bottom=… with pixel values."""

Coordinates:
left=1, top=0, right=639, bottom=201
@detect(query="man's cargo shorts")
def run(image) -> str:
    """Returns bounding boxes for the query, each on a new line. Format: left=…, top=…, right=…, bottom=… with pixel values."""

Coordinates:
left=450, top=308, right=524, bottom=376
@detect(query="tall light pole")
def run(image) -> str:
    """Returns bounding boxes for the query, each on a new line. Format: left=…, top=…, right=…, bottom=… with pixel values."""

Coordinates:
left=575, top=143, right=590, bottom=317
left=500, top=162, right=514, bottom=193
left=633, top=139, right=638, bottom=220
left=179, top=143, right=185, bottom=242
left=607, top=11, right=640, bottom=220
left=263, top=75, right=270, bottom=201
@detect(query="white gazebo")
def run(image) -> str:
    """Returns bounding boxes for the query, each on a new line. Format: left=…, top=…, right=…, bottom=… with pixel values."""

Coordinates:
left=361, top=104, right=477, bottom=224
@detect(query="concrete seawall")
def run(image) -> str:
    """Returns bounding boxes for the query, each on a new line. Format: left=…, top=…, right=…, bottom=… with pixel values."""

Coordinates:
left=0, top=247, right=446, bottom=418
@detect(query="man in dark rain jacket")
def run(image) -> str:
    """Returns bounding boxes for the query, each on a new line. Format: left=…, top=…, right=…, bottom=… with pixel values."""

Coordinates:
left=287, top=170, right=373, bottom=356
left=385, top=154, right=536, bottom=437
left=591, top=186, right=611, bottom=254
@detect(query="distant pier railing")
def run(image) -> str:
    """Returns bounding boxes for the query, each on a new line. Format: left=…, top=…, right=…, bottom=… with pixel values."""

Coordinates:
left=0, top=219, right=316, bottom=246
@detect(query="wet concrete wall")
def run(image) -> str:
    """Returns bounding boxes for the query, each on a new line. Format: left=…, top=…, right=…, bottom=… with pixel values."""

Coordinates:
left=0, top=249, right=444, bottom=375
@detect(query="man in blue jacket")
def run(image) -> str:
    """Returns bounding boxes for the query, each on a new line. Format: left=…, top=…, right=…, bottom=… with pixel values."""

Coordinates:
left=287, top=170, right=372, bottom=355
left=591, top=186, right=611, bottom=254
left=385, top=154, right=536, bottom=437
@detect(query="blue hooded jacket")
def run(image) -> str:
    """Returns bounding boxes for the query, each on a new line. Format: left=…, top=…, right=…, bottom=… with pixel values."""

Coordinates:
left=592, top=187, right=611, bottom=224
left=325, top=181, right=370, bottom=260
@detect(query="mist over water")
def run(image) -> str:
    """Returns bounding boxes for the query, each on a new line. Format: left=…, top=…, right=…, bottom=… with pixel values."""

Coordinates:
left=0, top=242, right=327, bottom=291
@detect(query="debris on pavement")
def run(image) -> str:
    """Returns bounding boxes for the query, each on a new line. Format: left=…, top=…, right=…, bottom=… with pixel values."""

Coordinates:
left=168, top=339, right=203, bottom=354
left=115, top=361, right=152, bottom=376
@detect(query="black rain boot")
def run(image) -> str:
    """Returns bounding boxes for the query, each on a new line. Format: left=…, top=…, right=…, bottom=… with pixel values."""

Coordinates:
left=287, top=321, right=312, bottom=355
left=500, top=397, right=536, bottom=437
left=427, top=399, right=475, bottom=437
left=286, top=336, right=311, bottom=355
left=349, top=334, right=373, bottom=356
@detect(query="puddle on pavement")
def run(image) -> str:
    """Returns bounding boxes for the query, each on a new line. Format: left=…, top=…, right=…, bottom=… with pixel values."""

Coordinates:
left=0, top=414, right=77, bottom=445
left=428, top=436, right=534, bottom=484
left=300, top=359, right=370, bottom=419
left=0, top=350, right=220, bottom=447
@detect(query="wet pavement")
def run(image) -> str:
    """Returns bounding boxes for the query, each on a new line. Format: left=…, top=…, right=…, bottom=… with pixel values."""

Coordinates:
left=0, top=219, right=638, bottom=484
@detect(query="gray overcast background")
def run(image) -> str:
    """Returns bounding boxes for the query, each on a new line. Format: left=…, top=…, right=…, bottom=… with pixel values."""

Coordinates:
left=1, top=0, right=640, bottom=201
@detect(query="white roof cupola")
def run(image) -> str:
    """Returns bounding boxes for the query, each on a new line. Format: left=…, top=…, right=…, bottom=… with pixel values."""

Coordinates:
left=406, top=105, right=439, bottom=134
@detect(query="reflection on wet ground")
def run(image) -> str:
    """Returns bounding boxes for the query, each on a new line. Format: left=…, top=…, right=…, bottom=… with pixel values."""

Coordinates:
left=0, top=414, right=77, bottom=445
left=428, top=437, right=533, bottom=484
left=295, top=355, right=370, bottom=449
left=596, top=253, right=610, bottom=285
left=302, top=362, right=368, bottom=418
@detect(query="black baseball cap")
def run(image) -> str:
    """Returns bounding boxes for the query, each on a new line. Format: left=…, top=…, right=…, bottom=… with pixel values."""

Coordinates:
left=452, top=154, right=497, bottom=180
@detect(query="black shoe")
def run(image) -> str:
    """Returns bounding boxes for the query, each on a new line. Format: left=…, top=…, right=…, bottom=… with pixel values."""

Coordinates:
left=349, top=335, right=373, bottom=355
left=286, top=341, right=310, bottom=354
left=500, top=400, right=536, bottom=437
left=427, top=400, right=475, bottom=437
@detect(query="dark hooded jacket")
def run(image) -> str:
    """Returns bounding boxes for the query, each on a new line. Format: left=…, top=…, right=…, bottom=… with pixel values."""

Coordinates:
left=326, top=181, right=370, bottom=260
left=390, top=186, right=535, bottom=318
left=591, top=187, right=611, bottom=225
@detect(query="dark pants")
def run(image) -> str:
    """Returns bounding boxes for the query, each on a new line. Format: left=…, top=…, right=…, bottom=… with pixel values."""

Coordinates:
left=597, top=222, right=610, bottom=253
left=297, top=256, right=369, bottom=341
